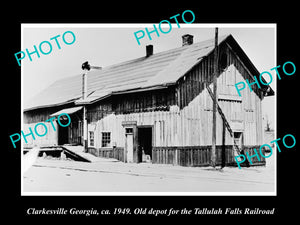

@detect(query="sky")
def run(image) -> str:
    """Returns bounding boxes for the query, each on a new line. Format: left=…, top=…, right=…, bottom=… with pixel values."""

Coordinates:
left=22, top=24, right=276, bottom=129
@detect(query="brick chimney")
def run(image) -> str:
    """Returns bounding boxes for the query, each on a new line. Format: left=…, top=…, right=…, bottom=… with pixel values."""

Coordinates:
left=146, top=45, right=153, bottom=57
left=182, top=34, right=194, bottom=46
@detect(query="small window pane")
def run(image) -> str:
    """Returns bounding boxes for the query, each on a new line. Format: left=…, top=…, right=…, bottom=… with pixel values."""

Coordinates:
left=126, top=128, right=133, bottom=134
left=102, top=132, right=111, bottom=147
left=89, top=131, right=94, bottom=146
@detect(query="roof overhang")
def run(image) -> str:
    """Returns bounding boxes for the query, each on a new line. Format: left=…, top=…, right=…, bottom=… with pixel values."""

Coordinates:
left=50, top=106, right=83, bottom=117
left=23, top=98, right=80, bottom=112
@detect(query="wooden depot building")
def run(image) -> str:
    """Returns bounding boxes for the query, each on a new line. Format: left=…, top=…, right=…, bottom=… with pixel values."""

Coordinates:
left=23, top=34, right=274, bottom=167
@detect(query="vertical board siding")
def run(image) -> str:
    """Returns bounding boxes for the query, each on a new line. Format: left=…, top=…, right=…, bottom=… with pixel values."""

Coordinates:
left=152, top=145, right=265, bottom=167
left=23, top=122, right=58, bottom=147
left=243, top=145, right=266, bottom=165
left=23, top=103, right=76, bottom=124
left=88, top=147, right=124, bottom=162
left=175, top=44, right=263, bottom=146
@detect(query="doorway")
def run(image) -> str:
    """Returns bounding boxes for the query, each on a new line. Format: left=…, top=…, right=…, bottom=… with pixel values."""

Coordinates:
left=58, top=125, right=69, bottom=145
left=137, top=127, right=152, bottom=163
left=233, top=132, right=243, bottom=150
left=125, top=128, right=134, bottom=163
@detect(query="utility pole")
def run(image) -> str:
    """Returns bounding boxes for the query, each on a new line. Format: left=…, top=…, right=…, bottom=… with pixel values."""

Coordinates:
left=82, top=61, right=90, bottom=153
left=211, top=28, right=218, bottom=167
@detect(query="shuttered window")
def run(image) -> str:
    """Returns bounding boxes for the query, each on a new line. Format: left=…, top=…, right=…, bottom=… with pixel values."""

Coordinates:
left=231, top=101, right=242, bottom=121
left=218, top=99, right=242, bottom=121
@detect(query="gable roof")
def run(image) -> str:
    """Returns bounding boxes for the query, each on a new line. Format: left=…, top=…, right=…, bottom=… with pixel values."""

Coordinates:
left=24, top=34, right=273, bottom=111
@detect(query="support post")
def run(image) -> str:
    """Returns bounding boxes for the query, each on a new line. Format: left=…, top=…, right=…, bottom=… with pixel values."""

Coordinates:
left=221, top=121, right=226, bottom=168
left=83, top=105, right=88, bottom=152
left=211, top=27, right=218, bottom=167
left=82, top=61, right=90, bottom=153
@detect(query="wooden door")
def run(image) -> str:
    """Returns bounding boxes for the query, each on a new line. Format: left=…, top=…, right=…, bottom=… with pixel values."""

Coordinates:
left=125, top=128, right=134, bottom=163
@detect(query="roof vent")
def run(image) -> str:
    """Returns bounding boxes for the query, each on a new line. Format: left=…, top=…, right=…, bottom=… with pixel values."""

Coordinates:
left=146, top=45, right=153, bottom=57
left=182, top=34, right=194, bottom=46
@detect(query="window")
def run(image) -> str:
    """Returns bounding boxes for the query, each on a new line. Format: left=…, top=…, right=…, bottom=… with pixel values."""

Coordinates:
left=125, top=128, right=133, bottom=134
left=101, top=132, right=111, bottom=147
left=89, top=131, right=94, bottom=146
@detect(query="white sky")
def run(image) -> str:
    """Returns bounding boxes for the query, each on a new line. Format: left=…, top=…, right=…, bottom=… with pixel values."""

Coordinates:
left=22, top=24, right=276, bottom=128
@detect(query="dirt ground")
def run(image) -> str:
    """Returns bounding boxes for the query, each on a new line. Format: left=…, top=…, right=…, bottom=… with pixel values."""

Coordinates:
left=23, top=155, right=276, bottom=194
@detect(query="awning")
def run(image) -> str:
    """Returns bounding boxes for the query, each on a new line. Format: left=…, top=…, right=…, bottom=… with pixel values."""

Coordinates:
left=50, top=106, right=83, bottom=117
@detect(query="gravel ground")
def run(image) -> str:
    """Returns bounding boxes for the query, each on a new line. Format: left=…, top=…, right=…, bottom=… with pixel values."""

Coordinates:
left=23, top=154, right=276, bottom=194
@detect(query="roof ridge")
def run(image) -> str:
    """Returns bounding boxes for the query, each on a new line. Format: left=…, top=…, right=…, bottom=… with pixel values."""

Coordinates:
left=97, top=34, right=231, bottom=71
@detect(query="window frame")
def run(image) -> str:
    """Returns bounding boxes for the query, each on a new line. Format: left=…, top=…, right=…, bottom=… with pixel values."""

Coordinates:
left=101, top=131, right=111, bottom=148
left=89, top=131, right=94, bottom=147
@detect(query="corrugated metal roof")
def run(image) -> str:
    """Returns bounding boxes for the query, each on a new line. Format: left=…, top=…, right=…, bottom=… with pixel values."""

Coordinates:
left=24, top=34, right=235, bottom=111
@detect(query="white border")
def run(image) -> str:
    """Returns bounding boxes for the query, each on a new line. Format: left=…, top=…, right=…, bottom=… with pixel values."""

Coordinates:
left=21, top=23, right=277, bottom=196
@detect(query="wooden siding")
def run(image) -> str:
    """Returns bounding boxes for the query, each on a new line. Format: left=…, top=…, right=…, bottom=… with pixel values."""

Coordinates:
left=153, top=146, right=212, bottom=166
left=176, top=43, right=263, bottom=108
left=92, top=145, right=266, bottom=167
left=23, top=106, right=83, bottom=147
left=152, top=145, right=265, bottom=167
left=86, top=88, right=175, bottom=123
left=24, top=103, right=75, bottom=123
left=87, top=99, right=112, bottom=123
left=23, top=122, right=58, bottom=147
left=22, top=120, right=83, bottom=147
left=152, top=146, right=235, bottom=166
left=243, top=145, right=266, bottom=166
left=87, top=147, right=124, bottom=162
left=174, top=42, right=264, bottom=146
left=112, top=88, right=175, bottom=114
left=68, top=120, right=83, bottom=145
left=87, top=107, right=232, bottom=151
